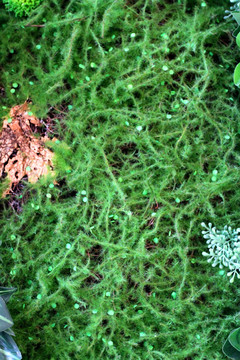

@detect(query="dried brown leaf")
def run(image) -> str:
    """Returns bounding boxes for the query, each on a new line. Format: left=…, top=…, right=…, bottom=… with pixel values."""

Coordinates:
left=0, top=102, right=55, bottom=197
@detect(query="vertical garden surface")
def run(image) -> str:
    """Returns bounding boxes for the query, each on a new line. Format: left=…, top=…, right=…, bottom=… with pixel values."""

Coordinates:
left=1, top=0, right=240, bottom=359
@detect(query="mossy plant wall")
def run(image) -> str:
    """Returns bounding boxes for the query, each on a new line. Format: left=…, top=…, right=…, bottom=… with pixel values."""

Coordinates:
left=0, top=0, right=240, bottom=359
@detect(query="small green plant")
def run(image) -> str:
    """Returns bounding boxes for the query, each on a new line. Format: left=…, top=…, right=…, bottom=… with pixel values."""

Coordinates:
left=2, top=0, right=43, bottom=17
left=201, top=223, right=240, bottom=283
left=223, top=327, right=240, bottom=359
left=0, top=287, right=22, bottom=359
left=234, top=33, right=240, bottom=87
left=224, top=1, right=240, bottom=86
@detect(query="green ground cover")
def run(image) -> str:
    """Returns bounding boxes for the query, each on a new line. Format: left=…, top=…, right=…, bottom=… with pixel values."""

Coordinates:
left=1, top=0, right=240, bottom=359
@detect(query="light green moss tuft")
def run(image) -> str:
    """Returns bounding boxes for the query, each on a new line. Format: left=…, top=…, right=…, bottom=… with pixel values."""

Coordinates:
left=2, top=0, right=43, bottom=17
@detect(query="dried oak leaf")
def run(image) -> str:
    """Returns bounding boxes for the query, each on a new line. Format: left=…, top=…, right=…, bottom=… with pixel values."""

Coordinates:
left=0, top=102, right=54, bottom=197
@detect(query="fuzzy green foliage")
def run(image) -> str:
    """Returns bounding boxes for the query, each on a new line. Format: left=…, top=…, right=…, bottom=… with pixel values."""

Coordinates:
left=2, top=0, right=43, bottom=17
left=0, top=0, right=240, bottom=359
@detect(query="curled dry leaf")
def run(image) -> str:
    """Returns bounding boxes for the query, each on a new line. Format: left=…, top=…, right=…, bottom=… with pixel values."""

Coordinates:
left=0, top=102, right=54, bottom=197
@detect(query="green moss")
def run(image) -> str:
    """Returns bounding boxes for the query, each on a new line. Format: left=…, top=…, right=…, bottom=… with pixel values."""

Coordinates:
left=2, top=0, right=43, bottom=17
left=0, top=178, right=10, bottom=198
left=0, top=0, right=240, bottom=359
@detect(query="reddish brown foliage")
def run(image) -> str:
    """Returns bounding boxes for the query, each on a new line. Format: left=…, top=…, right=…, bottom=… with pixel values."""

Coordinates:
left=0, top=102, right=54, bottom=197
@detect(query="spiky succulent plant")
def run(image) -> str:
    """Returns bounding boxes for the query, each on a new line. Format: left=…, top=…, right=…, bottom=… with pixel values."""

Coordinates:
left=0, top=287, right=22, bottom=359
left=201, top=222, right=240, bottom=283
left=2, top=0, right=43, bottom=17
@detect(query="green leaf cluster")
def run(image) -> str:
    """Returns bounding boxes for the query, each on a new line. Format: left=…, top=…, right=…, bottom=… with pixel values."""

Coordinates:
left=0, top=287, right=21, bottom=359
left=227, top=3, right=240, bottom=87
left=234, top=33, right=240, bottom=87
left=2, top=0, right=43, bottom=17
left=223, top=328, right=240, bottom=359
